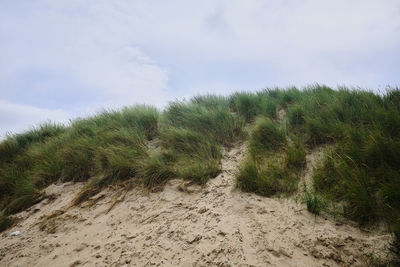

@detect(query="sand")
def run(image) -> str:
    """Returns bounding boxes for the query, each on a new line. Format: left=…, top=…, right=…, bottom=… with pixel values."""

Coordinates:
left=0, top=143, right=392, bottom=266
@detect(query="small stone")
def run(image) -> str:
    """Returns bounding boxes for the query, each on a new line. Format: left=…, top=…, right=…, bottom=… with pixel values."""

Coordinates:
left=198, top=207, right=208, bottom=214
left=257, top=208, right=267, bottom=214
left=218, top=230, right=227, bottom=236
left=74, top=243, right=88, bottom=252
left=70, top=260, right=81, bottom=267
left=278, top=248, right=292, bottom=258
left=187, top=235, right=202, bottom=244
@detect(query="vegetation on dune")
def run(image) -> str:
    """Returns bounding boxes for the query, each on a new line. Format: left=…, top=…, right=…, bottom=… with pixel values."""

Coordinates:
left=0, top=97, right=244, bottom=229
left=233, top=86, right=400, bottom=261
left=0, top=106, right=158, bottom=223
left=1, top=85, right=400, bottom=260
left=0, top=211, right=15, bottom=232
left=311, top=91, right=400, bottom=236
left=248, top=117, right=286, bottom=154
left=301, top=190, right=326, bottom=216
left=236, top=116, right=306, bottom=197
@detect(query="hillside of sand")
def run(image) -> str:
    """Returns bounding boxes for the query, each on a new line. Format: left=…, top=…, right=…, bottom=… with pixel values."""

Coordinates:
left=0, top=143, right=392, bottom=267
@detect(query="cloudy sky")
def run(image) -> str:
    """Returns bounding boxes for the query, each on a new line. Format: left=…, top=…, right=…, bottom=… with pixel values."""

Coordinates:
left=1, top=0, right=399, bottom=137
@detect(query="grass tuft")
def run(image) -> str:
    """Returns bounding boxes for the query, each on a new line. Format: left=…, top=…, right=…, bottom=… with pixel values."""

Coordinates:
left=302, top=190, right=325, bottom=215
left=285, top=138, right=306, bottom=170
left=138, top=152, right=175, bottom=188
left=236, top=154, right=299, bottom=197
left=0, top=212, right=15, bottom=232
left=249, top=117, right=286, bottom=155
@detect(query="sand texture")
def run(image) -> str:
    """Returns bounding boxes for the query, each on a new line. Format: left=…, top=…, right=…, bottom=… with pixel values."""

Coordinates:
left=0, top=144, right=392, bottom=266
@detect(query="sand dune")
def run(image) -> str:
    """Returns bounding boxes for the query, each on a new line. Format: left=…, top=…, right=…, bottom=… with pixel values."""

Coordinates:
left=0, top=144, right=392, bottom=266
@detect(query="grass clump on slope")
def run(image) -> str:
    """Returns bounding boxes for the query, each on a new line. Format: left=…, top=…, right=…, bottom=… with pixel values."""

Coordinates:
left=307, top=89, right=400, bottom=261
left=312, top=90, right=400, bottom=227
left=236, top=117, right=306, bottom=196
left=234, top=86, right=400, bottom=259
left=308, top=90, right=400, bottom=223
left=155, top=95, right=244, bottom=184
left=0, top=106, right=158, bottom=225
left=0, top=95, right=245, bottom=231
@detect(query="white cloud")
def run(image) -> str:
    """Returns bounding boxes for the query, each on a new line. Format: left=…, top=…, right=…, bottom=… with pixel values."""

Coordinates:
left=0, top=99, right=70, bottom=139
left=0, top=0, right=170, bottom=110
left=0, top=0, right=399, bottom=134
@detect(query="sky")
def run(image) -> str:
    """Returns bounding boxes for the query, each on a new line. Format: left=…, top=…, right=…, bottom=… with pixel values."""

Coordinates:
left=1, top=0, right=400, bottom=138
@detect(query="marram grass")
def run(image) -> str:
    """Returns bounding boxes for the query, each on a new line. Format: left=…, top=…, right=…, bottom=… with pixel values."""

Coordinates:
left=0, top=86, right=399, bottom=260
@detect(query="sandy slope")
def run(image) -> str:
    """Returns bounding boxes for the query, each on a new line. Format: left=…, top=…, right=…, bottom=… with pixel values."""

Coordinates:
left=0, top=144, right=392, bottom=266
